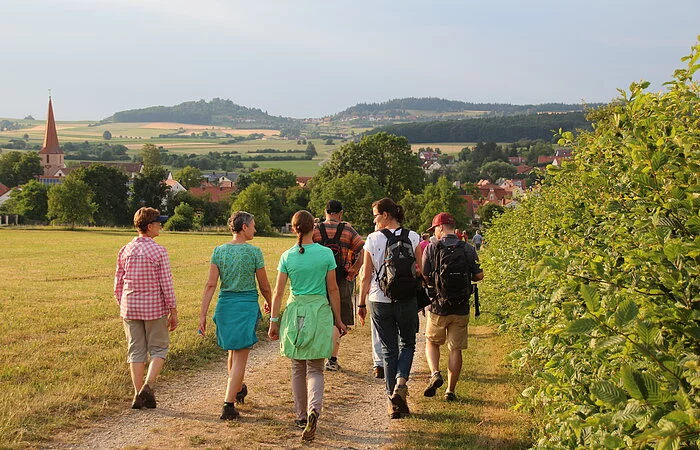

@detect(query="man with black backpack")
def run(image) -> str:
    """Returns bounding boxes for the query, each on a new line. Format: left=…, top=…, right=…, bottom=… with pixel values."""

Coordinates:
left=421, top=212, right=483, bottom=402
left=312, top=200, right=364, bottom=371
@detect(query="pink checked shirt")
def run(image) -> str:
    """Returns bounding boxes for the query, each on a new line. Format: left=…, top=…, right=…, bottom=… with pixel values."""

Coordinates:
left=114, top=237, right=177, bottom=320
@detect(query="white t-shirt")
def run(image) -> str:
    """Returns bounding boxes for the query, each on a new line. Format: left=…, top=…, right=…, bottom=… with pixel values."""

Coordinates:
left=363, top=227, right=421, bottom=304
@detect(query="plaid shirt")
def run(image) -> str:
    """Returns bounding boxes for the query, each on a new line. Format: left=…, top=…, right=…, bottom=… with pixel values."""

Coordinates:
left=114, top=237, right=177, bottom=320
left=312, top=220, right=365, bottom=267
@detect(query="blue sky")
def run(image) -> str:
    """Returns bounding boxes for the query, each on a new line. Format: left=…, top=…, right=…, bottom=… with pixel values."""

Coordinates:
left=1, top=0, right=698, bottom=120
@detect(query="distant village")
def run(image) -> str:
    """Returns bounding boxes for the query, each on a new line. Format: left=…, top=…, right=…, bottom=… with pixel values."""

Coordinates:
left=0, top=98, right=572, bottom=225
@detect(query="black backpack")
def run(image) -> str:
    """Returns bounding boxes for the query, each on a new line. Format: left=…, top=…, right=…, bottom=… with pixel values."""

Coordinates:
left=318, top=222, right=347, bottom=280
left=376, top=228, right=417, bottom=301
left=432, top=240, right=472, bottom=306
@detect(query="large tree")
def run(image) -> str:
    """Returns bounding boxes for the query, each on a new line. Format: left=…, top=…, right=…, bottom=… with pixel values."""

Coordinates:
left=313, top=132, right=424, bottom=200
left=69, top=164, right=129, bottom=226
left=177, top=166, right=203, bottom=189
left=479, top=160, right=517, bottom=182
left=231, top=183, right=272, bottom=233
left=309, top=171, right=386, bottom=234
left=140, top=143, right=162, bottom=175
left=47, top=178, right=97, bottom=227
left=2, top=179, right=49, bottom=222
left=0, top=151, right=43, bottom=187
left=129, top=167, right=169, bottom=213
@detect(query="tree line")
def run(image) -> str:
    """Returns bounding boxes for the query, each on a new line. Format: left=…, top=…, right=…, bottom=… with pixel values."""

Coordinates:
left=334, top=96, right=601, bottom=118
left=371, top=111, right=592, bottom=143
left=104, top=98, right=294, bottom=128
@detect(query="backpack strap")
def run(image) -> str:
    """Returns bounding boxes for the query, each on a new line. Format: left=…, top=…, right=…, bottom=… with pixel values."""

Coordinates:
left=375, top=228, right=397, bottom=282
left=318, top=222, right=329, bottom=241
left=335, top=222, right=345, bottom=242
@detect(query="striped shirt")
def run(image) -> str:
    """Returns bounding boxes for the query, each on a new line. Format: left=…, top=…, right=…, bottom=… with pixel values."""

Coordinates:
left=312, top=220, right=365, bottom=268
left=114, top=236, right=177, bottom=320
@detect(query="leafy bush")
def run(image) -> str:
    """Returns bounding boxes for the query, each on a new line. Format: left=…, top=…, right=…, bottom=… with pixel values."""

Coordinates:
left=480, top=42, right=699, bottom=449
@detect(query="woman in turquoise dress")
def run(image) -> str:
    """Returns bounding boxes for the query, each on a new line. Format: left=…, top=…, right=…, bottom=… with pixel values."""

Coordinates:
left=268, top=210, right=347, bottom=442
left=199, top=211, right=272, bottom=420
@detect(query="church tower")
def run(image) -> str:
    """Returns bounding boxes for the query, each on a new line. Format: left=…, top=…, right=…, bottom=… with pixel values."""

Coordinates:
left=38, top=97, right=64, bottom=176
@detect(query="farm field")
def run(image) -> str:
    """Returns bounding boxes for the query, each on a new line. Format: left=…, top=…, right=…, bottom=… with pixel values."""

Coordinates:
left=0, top=228, right=296, bottom=448
left=0, top=119, right=344, bottom=175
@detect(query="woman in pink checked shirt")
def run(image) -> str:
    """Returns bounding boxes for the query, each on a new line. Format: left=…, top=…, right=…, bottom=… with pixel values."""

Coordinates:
left=114, top=207, right=179, bottom=410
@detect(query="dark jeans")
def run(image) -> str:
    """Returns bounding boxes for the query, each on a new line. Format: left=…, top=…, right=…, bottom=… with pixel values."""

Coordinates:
left=371, top=298, right=418, bottom=395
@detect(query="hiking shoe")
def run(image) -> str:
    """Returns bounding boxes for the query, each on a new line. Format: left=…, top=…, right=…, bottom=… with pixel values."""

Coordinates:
left=423, top=371, right=444, bottom=397
left=235, top=383, right=248, bottom=405
left=301, top=410, right=318, bottom=442
left=294, top=419, right=308, bottom=429
left=138, top=384, right=156, bottom=409
left=373, top=366, right=385, bottom=379
left=390, top=384, right=410, bottom=416
left=131, top=394, right=144, bottom=409
left=444, top=392, right=457, bottom=402
left=325, top=359, right=341, bottom=371
left=387, top=398, right=401, bottom=419
left=220, top=403, right=240, bottom=420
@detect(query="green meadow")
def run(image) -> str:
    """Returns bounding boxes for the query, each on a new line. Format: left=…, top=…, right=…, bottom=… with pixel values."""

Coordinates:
left=0, top=228, right=296, bottom=448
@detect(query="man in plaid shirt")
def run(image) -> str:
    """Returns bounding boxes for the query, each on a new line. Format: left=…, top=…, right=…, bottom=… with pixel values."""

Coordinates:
left=114, top=207, right=178, bottom=409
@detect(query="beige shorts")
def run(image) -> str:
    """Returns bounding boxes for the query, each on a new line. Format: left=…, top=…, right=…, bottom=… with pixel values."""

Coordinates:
left=123, top=316, right=169, bottom=363
left=425, top=311, right=469, bottom=350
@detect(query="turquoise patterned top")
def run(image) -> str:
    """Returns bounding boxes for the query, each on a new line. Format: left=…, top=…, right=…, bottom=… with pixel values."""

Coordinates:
left=211, top=243, right=265, bottom=292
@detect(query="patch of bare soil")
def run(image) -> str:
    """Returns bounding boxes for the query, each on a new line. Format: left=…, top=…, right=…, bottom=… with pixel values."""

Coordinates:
left=48, top=322, right=396, bottom=449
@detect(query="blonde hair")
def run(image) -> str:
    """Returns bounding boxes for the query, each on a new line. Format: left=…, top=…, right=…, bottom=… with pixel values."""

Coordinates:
left=291, top=210, right=315, bottom=254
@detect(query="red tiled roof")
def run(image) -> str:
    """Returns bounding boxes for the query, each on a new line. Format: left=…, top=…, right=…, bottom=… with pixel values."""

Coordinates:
left=189, top=186, right=235, bottom=202
left=0, top=182, right=9, bottom=196
left=38, top=98, right=62, bottom=155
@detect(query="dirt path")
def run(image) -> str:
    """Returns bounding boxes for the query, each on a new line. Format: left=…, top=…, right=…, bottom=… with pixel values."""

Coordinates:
left=49, top=321, right=395, bottom=449
left=47, top=318, right=524, bottom=449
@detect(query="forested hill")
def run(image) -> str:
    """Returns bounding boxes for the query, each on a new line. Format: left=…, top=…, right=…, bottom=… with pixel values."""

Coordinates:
left=370, top=111, right=592, bottom=143
left=334, top=97, right=601, bottom=119
left=104, top=98, right=296, bottom=128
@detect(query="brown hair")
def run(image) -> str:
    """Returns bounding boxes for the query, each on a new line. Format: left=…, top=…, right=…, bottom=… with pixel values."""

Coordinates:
left=133, top=207, right=160, bottom=233
left=372, top=197, right=405, bottom=223
left=228, top=211, right=254, bottom=233
left=291, top=210, right=315, bottom=254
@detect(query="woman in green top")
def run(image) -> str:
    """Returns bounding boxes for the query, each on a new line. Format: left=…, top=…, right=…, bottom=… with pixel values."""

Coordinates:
left=268, top=210, right=347, bottom=442
left=199, top=211, right=272, bottom=420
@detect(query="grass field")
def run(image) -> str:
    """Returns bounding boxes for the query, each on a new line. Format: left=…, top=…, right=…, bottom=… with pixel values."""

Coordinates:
left=0, top=228, right=296, bottom=448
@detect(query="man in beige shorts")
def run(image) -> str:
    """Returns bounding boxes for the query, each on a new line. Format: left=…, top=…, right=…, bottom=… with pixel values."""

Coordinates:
left=421, top=213, right=483, bottom=401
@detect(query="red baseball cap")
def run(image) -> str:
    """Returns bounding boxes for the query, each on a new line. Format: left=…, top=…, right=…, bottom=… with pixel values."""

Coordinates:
left=426, top=212, right=456, bottom=232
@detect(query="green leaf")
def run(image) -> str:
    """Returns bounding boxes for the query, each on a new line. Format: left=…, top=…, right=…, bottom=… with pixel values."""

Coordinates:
left=590, top=380, right=627, bottom=405
left=596, top=335, right=626, bottom=350
left=616, top=299, right=639, bottom=328
left=640, top=373, right=661, bottom=405
left=565, top=318, right=598, bottom=334
left=663, top=241, right=683, bottom=261
left=581, top=284, right=600, bottom=312
left=663, top=410, right=690, bottom=425
left=621, top=366, right=645, bottom=400
left=656, top=436, right=680, bottom=450
left=603, top=434, right=624, bottom=449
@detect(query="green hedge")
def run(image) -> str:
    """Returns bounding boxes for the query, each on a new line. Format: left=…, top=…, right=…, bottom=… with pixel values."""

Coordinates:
left=480, top=41, right=699, bottom=449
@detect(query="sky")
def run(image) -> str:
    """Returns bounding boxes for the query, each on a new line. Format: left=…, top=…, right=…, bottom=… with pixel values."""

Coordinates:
left=1, top=0, right=698, bottom=121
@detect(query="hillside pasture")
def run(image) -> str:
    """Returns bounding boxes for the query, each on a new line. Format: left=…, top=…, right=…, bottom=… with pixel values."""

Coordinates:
left=0, top=228, right=295, bottom=448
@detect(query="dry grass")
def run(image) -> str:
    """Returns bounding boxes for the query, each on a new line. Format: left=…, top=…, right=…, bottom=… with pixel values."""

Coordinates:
left=391, top=321, right=532, bottom=449
left=0, top=228, right=295, bottom=449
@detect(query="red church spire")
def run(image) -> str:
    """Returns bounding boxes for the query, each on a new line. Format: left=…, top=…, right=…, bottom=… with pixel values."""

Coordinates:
left=39, top=97, right=62, bottom=155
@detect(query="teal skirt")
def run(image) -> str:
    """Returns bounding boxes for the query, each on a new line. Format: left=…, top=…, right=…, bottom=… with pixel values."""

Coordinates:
left=280, top=293, right=334, bottom=360
left=213, top=290, right=261, bottom=350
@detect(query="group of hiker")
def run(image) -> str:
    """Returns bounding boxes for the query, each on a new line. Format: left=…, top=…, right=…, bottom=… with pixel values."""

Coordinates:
left=113, top=199, right=483, bottom=442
